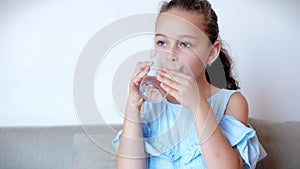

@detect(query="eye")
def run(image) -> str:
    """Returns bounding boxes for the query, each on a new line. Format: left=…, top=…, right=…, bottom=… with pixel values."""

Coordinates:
left=157, top=40, right=167, bottom=47
left=180, top=42, right=192, bottom=48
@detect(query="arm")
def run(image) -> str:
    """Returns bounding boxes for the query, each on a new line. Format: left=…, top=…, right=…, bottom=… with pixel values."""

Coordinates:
left=116, top=62, right=153, bottom=169
left=116, top=104, right=147, bottom=169
left=194, top=93, right=247, bottom=169
left=157, top=69, right=247, bottom=169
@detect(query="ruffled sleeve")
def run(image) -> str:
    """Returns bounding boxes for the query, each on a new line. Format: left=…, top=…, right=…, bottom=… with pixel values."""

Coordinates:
left=112, top=127, right=180, bottom=160
left=112, top=128, right=156, bottom=154
left=219, top=115, right=267, bottom=169
left=112, top=129, right=122, bottom=150
left=111, top=126, right=165, bottom=156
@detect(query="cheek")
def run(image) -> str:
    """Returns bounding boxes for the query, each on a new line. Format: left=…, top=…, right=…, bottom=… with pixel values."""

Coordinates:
left=186, top=48, right=211, bottom=76
left=181, top=55, right=206, bottom=77
left=193, top=49, right=210, bottom=65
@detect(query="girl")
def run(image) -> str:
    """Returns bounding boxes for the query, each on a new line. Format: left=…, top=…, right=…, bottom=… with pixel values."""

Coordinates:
left=113, top=0, right=266, bottom=169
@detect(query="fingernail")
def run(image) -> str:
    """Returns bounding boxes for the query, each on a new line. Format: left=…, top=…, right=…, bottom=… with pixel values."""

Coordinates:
left=158, top=69, right=165, bottom=74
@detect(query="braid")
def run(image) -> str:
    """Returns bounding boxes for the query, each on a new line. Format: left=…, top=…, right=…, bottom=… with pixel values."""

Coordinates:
left=206, top=48, right=239, bottom=90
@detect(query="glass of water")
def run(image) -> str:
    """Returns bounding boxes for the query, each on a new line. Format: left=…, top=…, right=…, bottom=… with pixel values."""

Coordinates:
left=139, top=50, right=182, bottom=103
left=139, top=67, right=167, bottom=103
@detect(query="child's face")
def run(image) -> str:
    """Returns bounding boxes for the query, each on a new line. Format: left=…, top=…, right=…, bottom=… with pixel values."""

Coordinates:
left=155, top=8, right=212, bottom=77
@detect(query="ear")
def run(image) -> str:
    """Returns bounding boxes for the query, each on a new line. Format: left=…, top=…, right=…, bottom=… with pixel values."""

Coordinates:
left=207, top=40, right=221, bottom=65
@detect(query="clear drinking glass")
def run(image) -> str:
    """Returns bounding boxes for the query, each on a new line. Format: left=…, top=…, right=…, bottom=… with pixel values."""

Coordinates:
left=139, top=51, right=183, bottom=103
left=139, top=67, right=167, bottom=103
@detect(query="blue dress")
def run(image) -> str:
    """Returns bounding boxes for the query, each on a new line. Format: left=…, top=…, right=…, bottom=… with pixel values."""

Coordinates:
left=112, top=89, right=267, bottom=169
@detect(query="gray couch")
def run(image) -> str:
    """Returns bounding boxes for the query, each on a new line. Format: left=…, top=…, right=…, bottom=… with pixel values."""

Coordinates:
left=0, top=118, right=299, bottom=169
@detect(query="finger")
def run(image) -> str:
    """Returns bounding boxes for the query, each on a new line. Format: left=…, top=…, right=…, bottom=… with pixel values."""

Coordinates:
left=130, top=80, right=140, bottom=91
left=131, top=66, right=150, bottom=84
left=161, top=68, right=190, bottom=80
left=134, top=61, right=154, bottom=72
left=157, top=69, right=186, bottom=86
left=157, top=73, right=181, bottom=91
left=159, top=69, right=197, bottom=89
left=132, top=61, right=153, bottom=79
left=160, top=82, right=181, bottom=101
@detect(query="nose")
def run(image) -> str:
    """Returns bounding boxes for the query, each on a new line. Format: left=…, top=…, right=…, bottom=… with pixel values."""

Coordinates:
left=167, top=53, right=178, bottom=62
left=161, top=50, right=182, bottom=70
left=166, top=50, right=179, bottom=62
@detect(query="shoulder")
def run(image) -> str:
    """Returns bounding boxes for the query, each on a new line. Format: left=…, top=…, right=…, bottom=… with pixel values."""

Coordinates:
left=225, top=91, right=249, bottom=126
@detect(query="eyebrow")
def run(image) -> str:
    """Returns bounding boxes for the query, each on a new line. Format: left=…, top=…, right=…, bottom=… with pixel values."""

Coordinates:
left=155, top=33, right=198, bottom=40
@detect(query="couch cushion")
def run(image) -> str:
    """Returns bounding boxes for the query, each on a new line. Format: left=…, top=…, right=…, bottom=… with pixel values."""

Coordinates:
left=249, top=118, right=300, bottom=169
left=72, top=125, right=121, bottom=169
left=0, top=126, right=81, bottom=169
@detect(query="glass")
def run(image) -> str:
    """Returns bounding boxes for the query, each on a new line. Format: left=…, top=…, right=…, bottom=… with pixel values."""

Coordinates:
left=139, top=51, right=183, bottom=103
left=139, top=67, right=167, bottom=103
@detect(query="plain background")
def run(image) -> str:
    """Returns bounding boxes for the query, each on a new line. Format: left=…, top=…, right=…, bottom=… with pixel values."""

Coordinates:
left=0, top=0, right=299, bottom=126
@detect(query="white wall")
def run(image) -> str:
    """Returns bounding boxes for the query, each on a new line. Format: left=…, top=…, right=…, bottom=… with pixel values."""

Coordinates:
left=0, top=0, right=299, bottom=126
left=213, top=0, right=300, bottom=122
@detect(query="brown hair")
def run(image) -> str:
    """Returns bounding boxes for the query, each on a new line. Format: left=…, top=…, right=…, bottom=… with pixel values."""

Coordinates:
left=159, top=0, right=239, bottom=90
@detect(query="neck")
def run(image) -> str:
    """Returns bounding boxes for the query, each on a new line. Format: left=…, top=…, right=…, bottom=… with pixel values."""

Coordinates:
left=197, top=72, right=218, bottom=100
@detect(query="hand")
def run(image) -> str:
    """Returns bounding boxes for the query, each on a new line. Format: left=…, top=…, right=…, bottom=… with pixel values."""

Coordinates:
left=157, top=69, right=200, bottom=114
left=127, top=61, right=153, bottom=112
